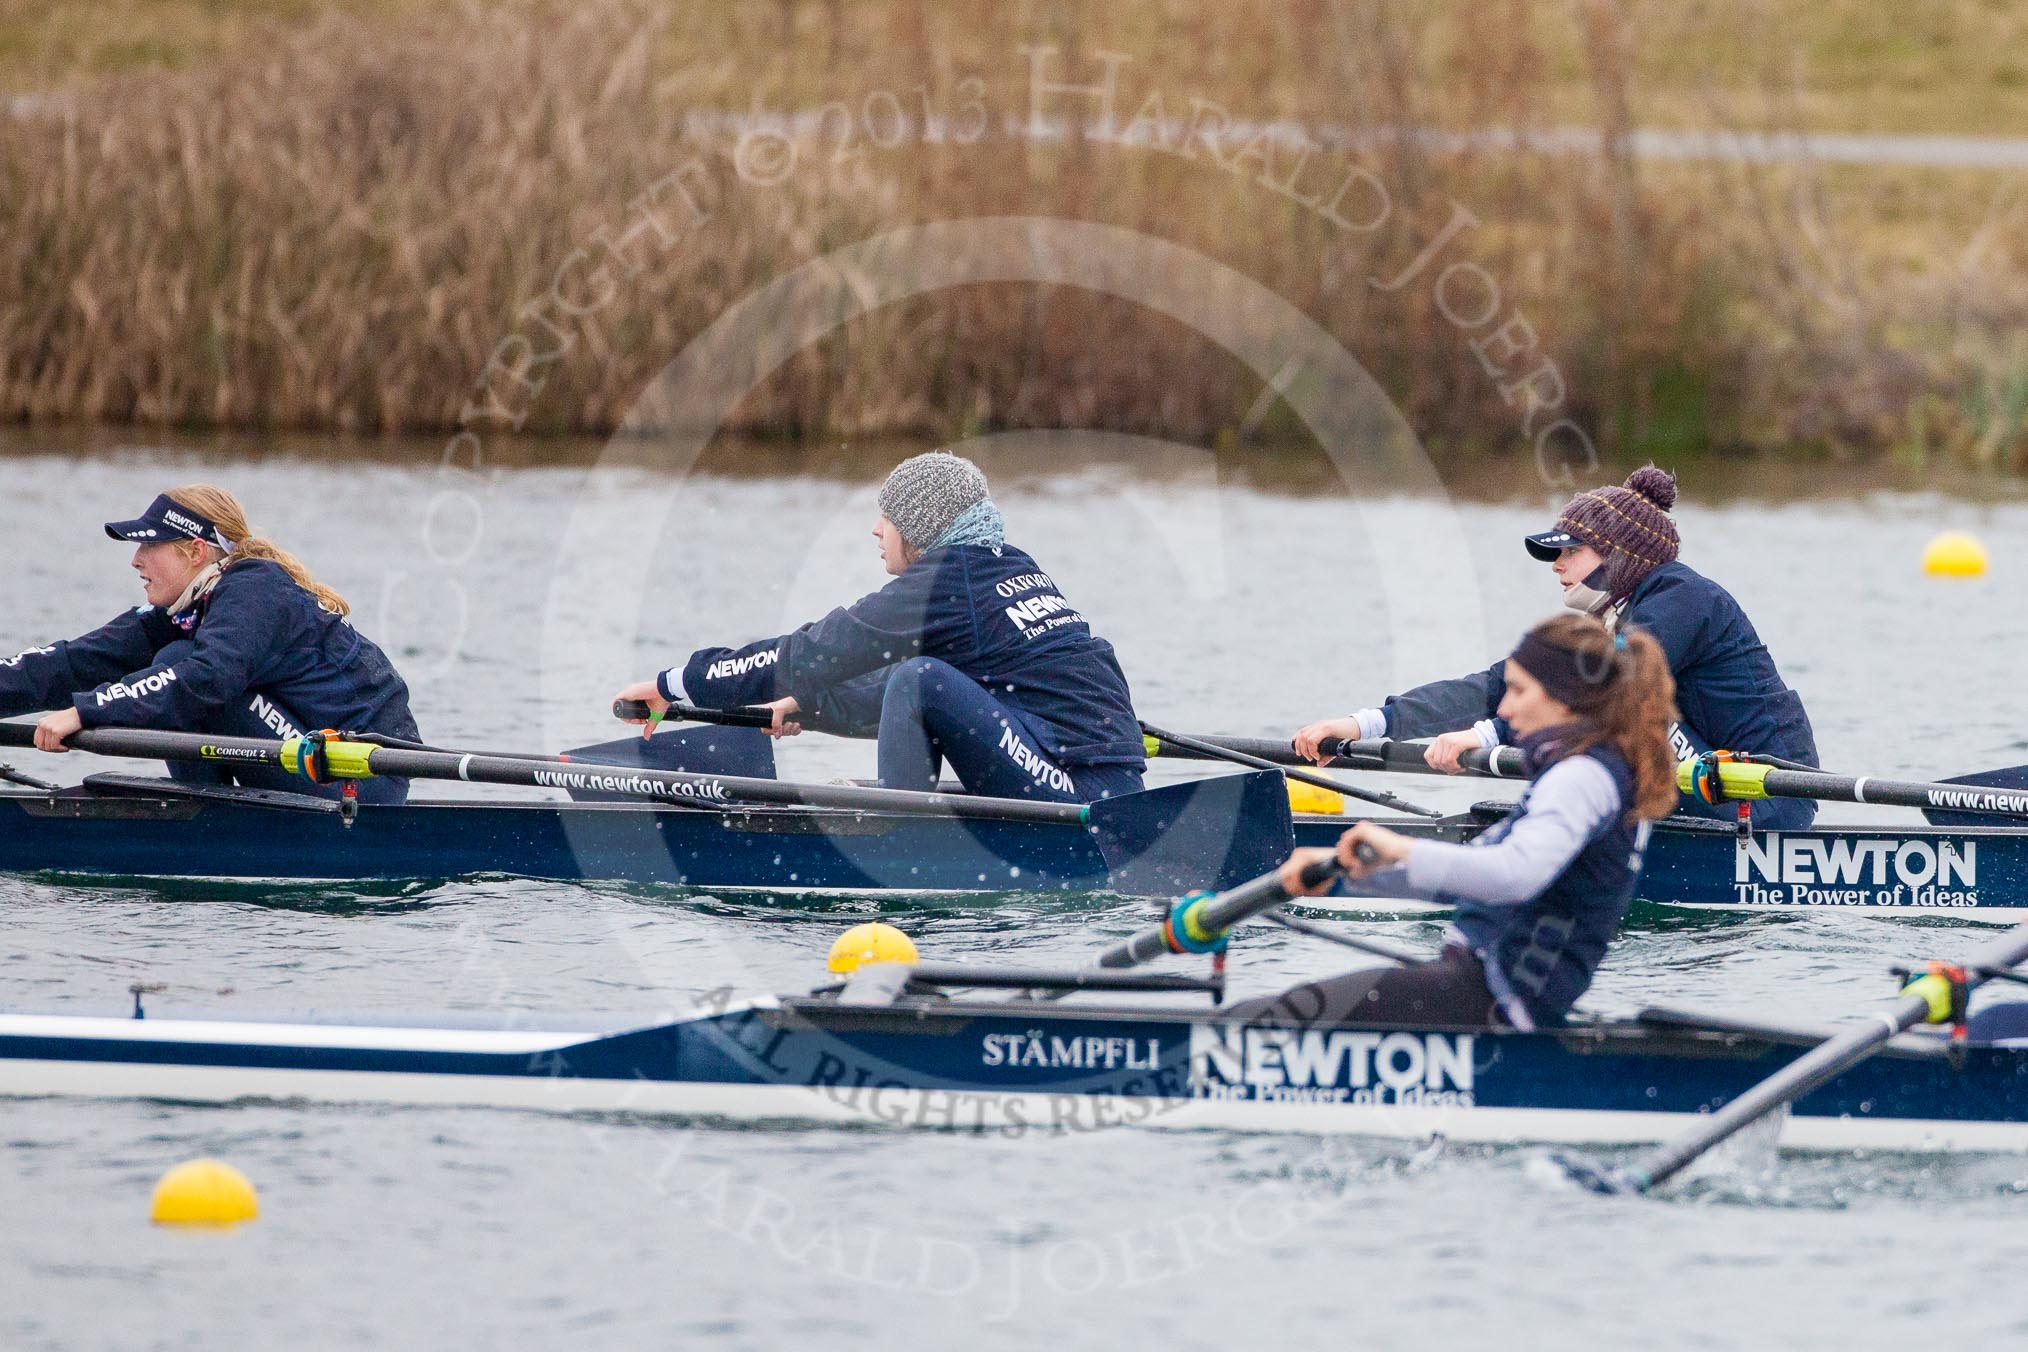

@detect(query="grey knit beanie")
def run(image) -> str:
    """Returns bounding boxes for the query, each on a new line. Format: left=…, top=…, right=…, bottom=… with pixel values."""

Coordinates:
left=877, top=452, right=990, bottom=550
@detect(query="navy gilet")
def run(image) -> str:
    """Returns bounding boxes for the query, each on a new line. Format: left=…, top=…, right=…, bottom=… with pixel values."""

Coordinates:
left=1446, top=741, right=1648, bottom=1026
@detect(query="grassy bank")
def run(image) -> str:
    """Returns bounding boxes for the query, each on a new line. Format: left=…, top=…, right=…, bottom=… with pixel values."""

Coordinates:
left=2, top=0, right=2024, bottom=463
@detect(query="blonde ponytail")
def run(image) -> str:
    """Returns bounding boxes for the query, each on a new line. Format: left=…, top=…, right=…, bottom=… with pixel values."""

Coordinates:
left=165, top=485, right=351, bottom=617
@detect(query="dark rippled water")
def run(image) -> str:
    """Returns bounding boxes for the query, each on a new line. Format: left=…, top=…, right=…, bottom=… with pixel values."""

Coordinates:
left=6, top=433, right=2028, bottom=1349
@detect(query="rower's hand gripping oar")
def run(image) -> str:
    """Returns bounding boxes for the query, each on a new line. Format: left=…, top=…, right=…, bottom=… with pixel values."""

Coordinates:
left=1139, top=722, right=1440, bottom=818
left=613, top=697, right=778, bottom=732
left=1141, top=730, right=1530, bottom=780
left=1316, top=736, right=1529, bottom=779
left=1547, top=920, right=2028, bottom=1196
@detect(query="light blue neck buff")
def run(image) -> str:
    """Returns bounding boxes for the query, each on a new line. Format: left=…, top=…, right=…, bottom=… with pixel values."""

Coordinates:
left=929, top=499, right=1005, bottom=551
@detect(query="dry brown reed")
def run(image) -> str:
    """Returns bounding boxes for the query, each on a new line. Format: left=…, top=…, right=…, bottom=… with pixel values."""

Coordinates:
left=0, top=0, right=2021, bottom=463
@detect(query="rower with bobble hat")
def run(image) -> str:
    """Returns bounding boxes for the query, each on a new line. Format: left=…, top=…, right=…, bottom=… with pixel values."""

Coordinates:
left=1524, top=465, right=1681, bottom=609
left=1292, top=464, right=1823, bottom=830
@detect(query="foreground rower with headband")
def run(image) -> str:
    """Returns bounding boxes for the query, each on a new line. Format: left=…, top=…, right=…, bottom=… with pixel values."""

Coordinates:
left=0, top=486, right=421, bottom=802
left=1238, top=614, right=1678, bottom=1030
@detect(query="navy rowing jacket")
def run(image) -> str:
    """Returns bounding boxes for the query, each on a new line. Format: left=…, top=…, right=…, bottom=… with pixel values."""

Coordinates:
left=671, top=543, right=1145, bottom=769
left=1382, top=561, right=1818, bottom=771
left=0, top=560, right=420, bottom=741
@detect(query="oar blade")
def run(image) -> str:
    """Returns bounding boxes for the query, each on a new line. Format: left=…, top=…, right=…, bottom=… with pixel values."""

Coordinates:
left=559, top=725, right=776, bottom=800
left=1085, top=770, right=1295, bottom=896
left=1535, top=1148, right=1643, bottom=1196
left=1924, top=766, right=2028, bottom=827
left=1541, top=1151, right=1638, bottom=1191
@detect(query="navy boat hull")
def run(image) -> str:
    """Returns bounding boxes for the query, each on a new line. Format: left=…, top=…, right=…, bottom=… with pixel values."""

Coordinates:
left=3, top=997, right=2024, bottom=1152
left=0, top=770, right=1294, bottom=899
left=1292, top=811, right=2028, bottom=918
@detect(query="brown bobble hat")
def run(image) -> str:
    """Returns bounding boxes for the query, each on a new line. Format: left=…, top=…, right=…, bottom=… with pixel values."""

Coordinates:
left=1522, top=465, right=1680, bottom=599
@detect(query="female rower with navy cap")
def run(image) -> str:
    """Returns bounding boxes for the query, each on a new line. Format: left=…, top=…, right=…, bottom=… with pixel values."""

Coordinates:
left=1236, top=614, right=1678, bottom=1030
left=1292, top=465, right=1821, bottom=829
left=613, top=451, right=1145, bottom=802
left=0, top=486, right=420, bottom=802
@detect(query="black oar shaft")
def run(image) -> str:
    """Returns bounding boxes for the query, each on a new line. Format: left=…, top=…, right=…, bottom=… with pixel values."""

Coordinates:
left=0, top=722, right=287, bottom=764
left=1612, top=924, right=2028, bottom=1194
left=1144, top=734, right=1323, bottom=767
left=1142, top=730, right=1530, bottom=781
left=1318, top=736, right=1530, bottom=779
left=358, top=746, right=1083, bottom=823
left=1139, top=723, right=1439, bottom=818
left=0, top=722, right=1085, bottom=826
left=1151, top=732, right=1529, bottom=780
left=1758, top=766, right=2028, bottom=821
left=1622, top=997, right=1920, bottom=1194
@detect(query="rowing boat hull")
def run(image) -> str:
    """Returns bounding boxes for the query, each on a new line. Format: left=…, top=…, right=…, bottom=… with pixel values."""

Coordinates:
left=8, top=782, right=2028, bottom=915
left=1294, top=813, right=2028, bottom=918
left=0, top=790, right=1105, bottom=894
left=0, top=772, right=1295, bottom=898
left=3, top=1000, right=2023, bottom=1153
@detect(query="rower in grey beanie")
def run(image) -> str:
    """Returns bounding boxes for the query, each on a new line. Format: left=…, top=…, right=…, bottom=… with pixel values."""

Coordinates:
left=877, top=452, right=990, bottom=551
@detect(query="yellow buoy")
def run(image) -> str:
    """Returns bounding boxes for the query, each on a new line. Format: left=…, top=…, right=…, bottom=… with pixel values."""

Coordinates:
left=150, top=1158, right=259, bottom=1227
left=1286, top=779, right=1345, bottom=815
left=1923, top=531, right=1988, bottom=577
left=827, top=922, right=919, bottom=974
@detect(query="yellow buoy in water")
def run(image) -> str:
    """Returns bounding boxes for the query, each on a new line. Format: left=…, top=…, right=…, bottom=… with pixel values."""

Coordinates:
left=1286, top=779, right=1345, bottom=815
left=151, top=1158, right=259, bottom=1227
left=1923, top=531, right=1988, bottom=577
left=827, top=922, right=919, bottom=974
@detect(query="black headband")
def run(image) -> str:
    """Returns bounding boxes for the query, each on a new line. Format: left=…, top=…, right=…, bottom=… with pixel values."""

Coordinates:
left=1509, top=630, right=1623, bottom=709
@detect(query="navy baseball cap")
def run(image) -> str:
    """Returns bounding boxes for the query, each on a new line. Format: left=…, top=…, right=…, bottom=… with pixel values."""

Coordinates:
left=1523, top=527, right=1577, bottom=562
left=104, top=495, right=234, bottom=550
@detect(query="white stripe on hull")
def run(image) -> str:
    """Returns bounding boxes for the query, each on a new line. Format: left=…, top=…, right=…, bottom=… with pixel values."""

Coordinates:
left=0, top=1014, right=595, bottom=1054
left=5, top=1060, right=2024, bottom=1154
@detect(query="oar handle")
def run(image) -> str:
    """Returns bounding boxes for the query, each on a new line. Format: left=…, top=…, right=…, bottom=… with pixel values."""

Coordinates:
left=1317, top=737, right=1530, bottom=778
left=1095, top=853, right=1352, bottom=970
left=1138, top=722, right=1440, bottom=818
left=613, top=698, right=778, bottom=730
